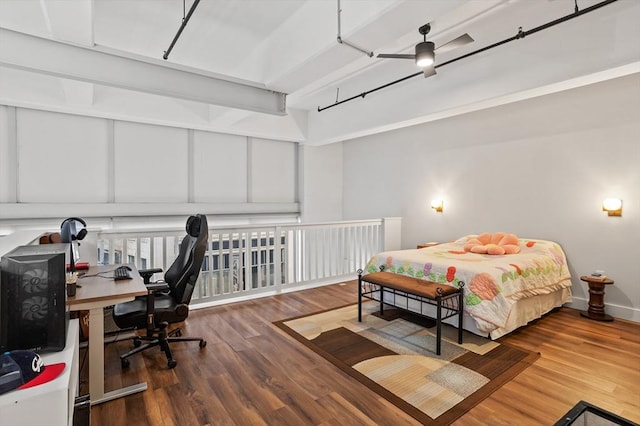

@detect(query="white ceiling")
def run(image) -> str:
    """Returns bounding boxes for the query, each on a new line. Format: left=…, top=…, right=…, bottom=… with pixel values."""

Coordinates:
left=0, top=0, right=639, bottom=144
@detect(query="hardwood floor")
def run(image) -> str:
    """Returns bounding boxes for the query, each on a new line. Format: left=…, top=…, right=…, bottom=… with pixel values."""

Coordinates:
left=83, top=281, right=640, bottom=425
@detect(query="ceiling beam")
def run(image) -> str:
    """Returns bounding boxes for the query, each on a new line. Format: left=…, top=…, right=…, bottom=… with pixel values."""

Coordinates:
left=0, top=28, right=287, bottom=116
left=60, top=80, right=94, bottom=106
left=39, top=0, right=94, bottom=46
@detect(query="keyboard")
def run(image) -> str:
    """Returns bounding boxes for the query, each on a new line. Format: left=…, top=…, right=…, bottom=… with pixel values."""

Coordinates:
left=114, top=266, right=132, bottom=281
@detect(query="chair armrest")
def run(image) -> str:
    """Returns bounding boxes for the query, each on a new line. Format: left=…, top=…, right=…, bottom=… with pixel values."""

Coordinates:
left=143, top=281, right=170, bottom=321
left=139, top=267, right=163, bottom=284
left=145, top=282, right=170, bottom=293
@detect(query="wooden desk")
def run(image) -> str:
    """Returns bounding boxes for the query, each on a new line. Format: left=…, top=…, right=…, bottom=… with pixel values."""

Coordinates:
left=67, top=264, right=148, bottom=405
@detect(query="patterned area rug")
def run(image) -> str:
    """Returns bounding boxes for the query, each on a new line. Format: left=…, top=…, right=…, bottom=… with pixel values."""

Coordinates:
left=275, top=301, right=540, bottom=425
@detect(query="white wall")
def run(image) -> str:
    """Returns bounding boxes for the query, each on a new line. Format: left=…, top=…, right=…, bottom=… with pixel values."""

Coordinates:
left=17, top=110, right=110, bottom=202
left=342, top=73, right=640, bottom=322
left=300, top=143, right=343, bottom=223
left=114, top=121, right=189, bottom=203
left=0, top=107, right=299, bottom=224
left=250, top=137, right=297, bottom=203
left=193, top=132, right=247, bottom=203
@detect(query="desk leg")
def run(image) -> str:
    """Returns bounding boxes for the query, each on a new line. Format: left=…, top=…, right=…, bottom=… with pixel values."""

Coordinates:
left=88, top=307, right=104, bottom=403
left=87, top=307, right=147, bottom=406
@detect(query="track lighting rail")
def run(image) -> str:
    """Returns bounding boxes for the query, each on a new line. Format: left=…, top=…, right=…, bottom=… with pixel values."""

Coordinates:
left=336, top=0, right=374, bottom=58
left=318, top=0, right=618, bottom=112
left=163, top=0, right=201, bottom=60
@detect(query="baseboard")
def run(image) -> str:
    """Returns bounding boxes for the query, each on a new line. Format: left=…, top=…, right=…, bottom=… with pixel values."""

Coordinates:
left=564, top=297, right=640, bottom=323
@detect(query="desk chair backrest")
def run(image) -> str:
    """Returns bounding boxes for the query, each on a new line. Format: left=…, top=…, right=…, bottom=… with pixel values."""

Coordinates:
left=164, top=214, right=208, bottom=305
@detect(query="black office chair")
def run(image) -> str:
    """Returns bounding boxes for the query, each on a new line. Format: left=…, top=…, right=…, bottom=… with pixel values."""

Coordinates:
left=112, top=214, right=208, bottom=369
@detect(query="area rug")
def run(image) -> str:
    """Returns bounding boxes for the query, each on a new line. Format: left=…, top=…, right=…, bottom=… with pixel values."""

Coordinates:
left=274, top=301, right=540, bottom=425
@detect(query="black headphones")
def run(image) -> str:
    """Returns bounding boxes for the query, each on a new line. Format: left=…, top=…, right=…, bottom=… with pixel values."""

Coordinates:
left=60, top=217, right=87, bottom=243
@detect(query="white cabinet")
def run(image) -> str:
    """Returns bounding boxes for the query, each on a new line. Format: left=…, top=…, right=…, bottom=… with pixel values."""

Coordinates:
left=0, top=319, right=79, bottom=426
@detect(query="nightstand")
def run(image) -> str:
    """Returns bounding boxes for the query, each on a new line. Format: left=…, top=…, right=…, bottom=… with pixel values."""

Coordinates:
left=579, top=275, right=614, bottom=321
left=417, top=242, right=440, bottom=249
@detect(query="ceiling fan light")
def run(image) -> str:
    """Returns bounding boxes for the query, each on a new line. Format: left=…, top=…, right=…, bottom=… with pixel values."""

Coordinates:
left=416, top=55, right=434, bottom=68
left=415, top=41, right=435, bottom=68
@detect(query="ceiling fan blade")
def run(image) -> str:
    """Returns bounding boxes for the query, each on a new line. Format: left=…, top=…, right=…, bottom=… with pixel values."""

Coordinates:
left=377, top=53, right=416, bottom=59
left=423, top=67, right=437, bottom=78
left=435, top=33, right=474, bottom=54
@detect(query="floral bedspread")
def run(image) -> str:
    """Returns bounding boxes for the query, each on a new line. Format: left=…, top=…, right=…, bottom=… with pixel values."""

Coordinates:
left=364, top=236, right=572, bottom=334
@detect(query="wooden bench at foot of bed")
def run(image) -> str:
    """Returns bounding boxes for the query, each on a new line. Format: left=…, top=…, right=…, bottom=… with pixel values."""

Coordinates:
left=357, top=270, right=464, bottom=355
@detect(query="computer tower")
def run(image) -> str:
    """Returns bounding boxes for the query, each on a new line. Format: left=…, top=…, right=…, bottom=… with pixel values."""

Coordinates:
left=0, top=243, right=68, bottom=353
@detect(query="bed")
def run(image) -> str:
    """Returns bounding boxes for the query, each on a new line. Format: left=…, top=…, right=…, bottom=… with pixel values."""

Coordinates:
left=363, top=235, right=573, bottom=339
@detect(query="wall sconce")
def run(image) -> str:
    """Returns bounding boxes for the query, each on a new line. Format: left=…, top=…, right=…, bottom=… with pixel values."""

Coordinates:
left=602, top=198, right=622, bottom=217
left=430, top=199, right=443, bottom=213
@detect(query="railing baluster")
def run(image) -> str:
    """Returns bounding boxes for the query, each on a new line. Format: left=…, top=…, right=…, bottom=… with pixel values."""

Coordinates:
left=214, top=233, right=222, bottom=295
left=95, top=219, right=388, bottom=305
left=275, top=227, right=283, bottom=289
left=149, top=237, right=155, bottom=270
left=295, top=229, right=302, bottom=283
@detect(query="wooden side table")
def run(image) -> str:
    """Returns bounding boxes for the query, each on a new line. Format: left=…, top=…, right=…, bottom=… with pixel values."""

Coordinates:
left=417, top=242, right=440, bottom=249
left=579, top=275, right=614, bottom=321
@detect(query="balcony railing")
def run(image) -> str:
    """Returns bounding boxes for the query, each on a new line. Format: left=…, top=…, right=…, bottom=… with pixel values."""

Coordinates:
left=95, top=218, right=400, bottom=307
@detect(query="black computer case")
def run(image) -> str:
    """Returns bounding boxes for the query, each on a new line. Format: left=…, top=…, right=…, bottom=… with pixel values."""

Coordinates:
left=0, top=243, right=69, bottom=353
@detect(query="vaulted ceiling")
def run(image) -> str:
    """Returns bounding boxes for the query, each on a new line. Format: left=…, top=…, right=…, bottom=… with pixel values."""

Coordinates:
left=0, top=0, right=638, bottom=145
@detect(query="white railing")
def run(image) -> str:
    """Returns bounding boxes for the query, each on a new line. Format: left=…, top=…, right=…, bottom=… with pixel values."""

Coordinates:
left=94, top=218, right=400, bottom=306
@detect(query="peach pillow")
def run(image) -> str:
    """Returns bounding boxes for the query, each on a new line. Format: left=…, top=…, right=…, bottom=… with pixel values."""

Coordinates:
left=486, top=244, right=506, bottom=255
left=469, top=244, right=488, bottom=254
left=477, top=232, right=491, bottom=245
left=463, top=238, right=482, bottom=252
left=464, top=232, right=520, bottom=255
left=490, top=232, right=506, bottom=245
left=502, top=245, right=521, bottom=254
left=498, top=233, right=518, bottom=246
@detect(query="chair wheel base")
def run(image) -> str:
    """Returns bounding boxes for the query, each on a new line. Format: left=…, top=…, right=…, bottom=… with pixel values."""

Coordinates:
left=199, top=340, right=206, bottom=348
left=168, top=359, right=177, bottom=369
left=121, top=358, right=130, bottom=369
left=133, top=337, right=142, bottom=347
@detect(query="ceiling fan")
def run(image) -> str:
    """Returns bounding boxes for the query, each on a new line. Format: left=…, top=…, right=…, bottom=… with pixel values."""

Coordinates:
left=377, top=23, right=474, bottom=77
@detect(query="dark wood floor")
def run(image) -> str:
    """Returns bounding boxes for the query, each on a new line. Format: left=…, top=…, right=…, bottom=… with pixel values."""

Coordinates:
left=82, top=281, right=640, bottom=425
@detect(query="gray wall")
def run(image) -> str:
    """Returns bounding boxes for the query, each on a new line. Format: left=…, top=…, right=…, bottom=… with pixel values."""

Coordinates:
left=342, top=74, right=640, bottom=321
